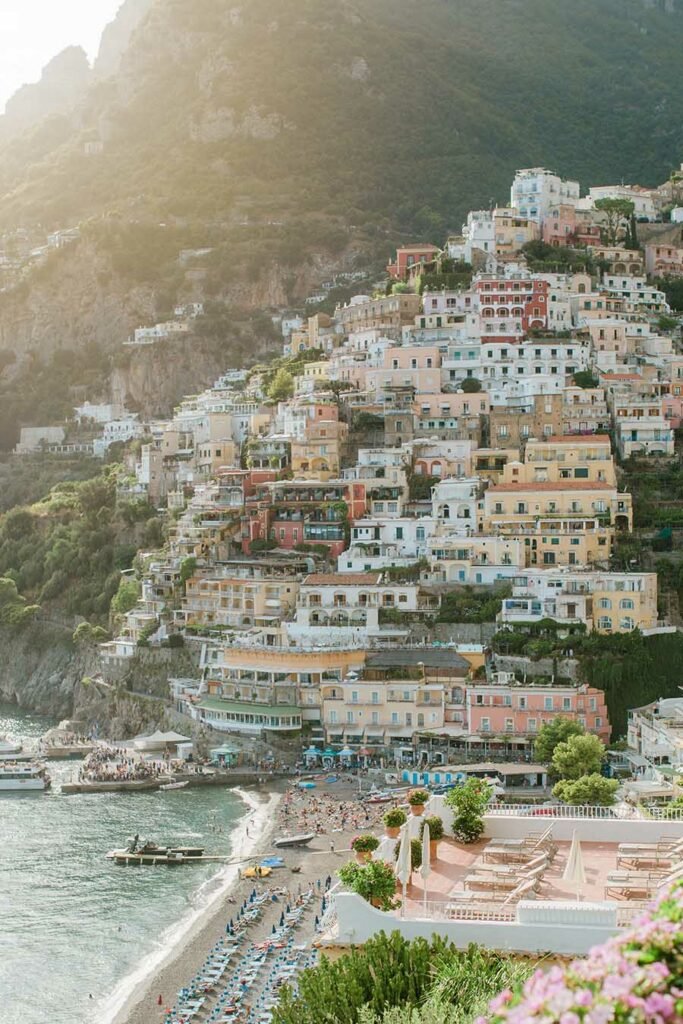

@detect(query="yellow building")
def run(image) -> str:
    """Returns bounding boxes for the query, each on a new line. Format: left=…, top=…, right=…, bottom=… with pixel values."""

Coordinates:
left=291, top=419, right=347, bottom=480
left=178, top=569, right=300, bottom=629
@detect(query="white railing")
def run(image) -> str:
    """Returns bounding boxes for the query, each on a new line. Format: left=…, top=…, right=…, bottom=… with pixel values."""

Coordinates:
left=402, top=899, right=516, bottom=922
left=487, top=802, right=683, bottom=821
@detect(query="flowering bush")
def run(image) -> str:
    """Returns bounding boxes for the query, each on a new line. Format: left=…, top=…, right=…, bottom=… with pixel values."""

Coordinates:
left=408, top=789, right=430, bottom=806
left=351, top=834, right=380, bottom=853
left=479, top=880, right=683, bottom=1024
left=383, top=808, right=407, bottom=829
left=338, top=860, right=399, bottom=910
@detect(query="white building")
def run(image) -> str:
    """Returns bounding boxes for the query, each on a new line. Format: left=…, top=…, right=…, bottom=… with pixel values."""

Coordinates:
left=588, top=185, right=657, bottom=222
left=340, top=517, right=438, bottom=573
left=510, top=168, right=580, bottom=225
left=628, top=697, right=683, bottom=770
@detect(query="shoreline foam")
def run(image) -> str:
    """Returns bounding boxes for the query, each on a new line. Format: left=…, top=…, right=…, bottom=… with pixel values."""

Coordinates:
left=97, top=785, right=282, bottom=1024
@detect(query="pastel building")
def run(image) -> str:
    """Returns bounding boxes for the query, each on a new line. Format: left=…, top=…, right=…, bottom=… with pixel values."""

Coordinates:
left=499, top=569, right=659, bottom=634
left=467, top=672, right=610, bottom=744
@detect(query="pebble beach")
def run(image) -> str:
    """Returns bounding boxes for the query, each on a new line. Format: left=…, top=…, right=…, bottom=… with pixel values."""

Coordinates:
left=108, top=780, right=392, bottom=1024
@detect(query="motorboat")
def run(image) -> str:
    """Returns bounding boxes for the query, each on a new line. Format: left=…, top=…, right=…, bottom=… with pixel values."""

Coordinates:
left=0, top=737, right=23, bottom=756
left=272, top=833, right=315, bottom=849
left=0, top=762, right=50, bottom=792
left=159, top=780, right=189, bottom=791
left=107, top=834, right=205, bottom=865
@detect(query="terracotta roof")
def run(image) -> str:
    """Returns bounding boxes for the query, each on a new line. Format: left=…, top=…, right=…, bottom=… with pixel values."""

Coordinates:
left=303, top=573, right=383, bottom=586
left=488, top=481, right=615, bottom=492
left=530, top=434, right=611, bottom=444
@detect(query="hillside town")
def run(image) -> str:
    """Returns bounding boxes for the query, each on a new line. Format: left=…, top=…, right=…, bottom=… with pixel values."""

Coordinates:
left=39, top=162, right=675, bottom=789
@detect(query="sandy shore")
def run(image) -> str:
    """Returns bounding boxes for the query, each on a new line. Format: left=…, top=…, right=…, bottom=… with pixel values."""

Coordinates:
left=102, top=780, right=391, bottom=1024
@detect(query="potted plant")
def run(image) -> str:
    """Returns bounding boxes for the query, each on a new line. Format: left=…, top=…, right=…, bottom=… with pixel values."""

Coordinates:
left=383, top=807, right=407, bottom=838
left=408, top=789, right=430, bottom=816
left=445, top=778, right=491, bottom=844
left=337, top=860, right=398, bottom=910
left=420, top=815, right=444, bottom=859
left=351, top=833, right=380, bottom=863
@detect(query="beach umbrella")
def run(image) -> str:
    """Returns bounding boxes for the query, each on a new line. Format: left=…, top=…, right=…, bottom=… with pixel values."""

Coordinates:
left=396, top=826, right=412, bottom=918
left=420, top=822, right=432, bottom=913
left=279, top=912, right=285, bottom=926
left=272, top=924, right=277, bottom=934
left=562, top=830, right=586, bottom=901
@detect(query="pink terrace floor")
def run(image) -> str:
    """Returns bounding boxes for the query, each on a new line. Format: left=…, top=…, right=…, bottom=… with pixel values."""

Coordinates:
left=402, top=838, right=623, bottom=910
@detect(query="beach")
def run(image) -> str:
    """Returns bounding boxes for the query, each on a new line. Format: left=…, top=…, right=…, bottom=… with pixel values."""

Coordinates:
left=105, top=780, right=392, bottom=1024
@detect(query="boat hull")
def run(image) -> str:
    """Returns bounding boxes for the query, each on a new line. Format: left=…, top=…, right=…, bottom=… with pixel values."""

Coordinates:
left=0, top=778, right=49, bottom=791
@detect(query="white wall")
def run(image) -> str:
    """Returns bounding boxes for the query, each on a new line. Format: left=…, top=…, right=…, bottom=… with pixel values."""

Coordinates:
left=332, top=892, right=618, bottom=956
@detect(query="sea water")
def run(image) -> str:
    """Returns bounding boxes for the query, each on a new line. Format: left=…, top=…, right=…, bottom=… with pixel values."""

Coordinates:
left=0, top=702, right=252, bottom=1024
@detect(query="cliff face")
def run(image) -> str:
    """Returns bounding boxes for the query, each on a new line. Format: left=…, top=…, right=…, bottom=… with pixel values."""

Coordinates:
left=0, top=47, right=90, bottom=141
left=0, top=624, right=98, bottom=719
left=94, top=0, right=157, bottom=79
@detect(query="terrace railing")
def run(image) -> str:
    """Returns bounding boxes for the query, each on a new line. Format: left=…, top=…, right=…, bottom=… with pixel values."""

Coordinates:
left=487, top=802, right=683, bottom=820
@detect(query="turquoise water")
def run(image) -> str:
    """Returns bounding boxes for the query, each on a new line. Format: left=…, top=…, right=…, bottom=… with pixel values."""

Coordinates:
left=0, top=703, right=250, bottom=1024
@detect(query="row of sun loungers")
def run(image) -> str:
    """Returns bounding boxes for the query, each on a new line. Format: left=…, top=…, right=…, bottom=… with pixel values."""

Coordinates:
left=616, top=838, right=683, bottom=868
left=604, top=863, right=683, bottom=900
left=446, top=826, right=558, bottom=913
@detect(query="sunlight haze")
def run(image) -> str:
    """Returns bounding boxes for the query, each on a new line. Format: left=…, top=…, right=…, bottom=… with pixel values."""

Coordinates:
left=0, top=0, right=123, bottom=111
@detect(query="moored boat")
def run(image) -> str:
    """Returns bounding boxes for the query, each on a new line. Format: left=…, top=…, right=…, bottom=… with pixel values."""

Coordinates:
left=272, top=833, right=315, bottom=848
left=0, top=762, right=51, bottom=792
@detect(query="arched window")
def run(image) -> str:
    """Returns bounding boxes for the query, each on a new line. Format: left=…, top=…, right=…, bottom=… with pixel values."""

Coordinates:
left=597, top=616, right=612, bottom=630
left=442, top=504, right=450, bottom=519
left=620, top=598, right=634, bottom=610
left=620, top=617, right=635, bottom=631
left=598, top=598, right=612, bottom=609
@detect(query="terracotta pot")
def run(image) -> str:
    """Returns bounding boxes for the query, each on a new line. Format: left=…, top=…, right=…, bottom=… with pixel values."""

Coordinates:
left=355, top=850, right=372, bottom=864
left=370, top=896, right=383, bottom=909
left=385, top=826, right=400, bottom=839
left=429, top=838, right=439, bottom=859
left=410, top=803, right=425, bottom=816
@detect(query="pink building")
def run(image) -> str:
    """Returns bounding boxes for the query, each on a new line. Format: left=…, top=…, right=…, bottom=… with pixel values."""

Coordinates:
left=644, top=244, right=683, bottom=278
left=366, top=346, right=442, bottom=396
left=543, top=205, right=601, bottom=248
left=663, top=393, right=683, bottom=429
left=387, top=244, right=440, bottom=281
left=465, top=672, right=610, bottom=743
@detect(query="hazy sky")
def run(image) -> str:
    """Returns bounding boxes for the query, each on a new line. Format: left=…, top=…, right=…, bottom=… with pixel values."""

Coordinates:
left=0, top=0, right=123, bottom=111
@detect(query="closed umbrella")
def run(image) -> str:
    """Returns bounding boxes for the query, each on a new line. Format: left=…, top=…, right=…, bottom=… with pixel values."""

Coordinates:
left=420, top=822, right=431, bottom=913
left=562, top=829, right=586, bottom=901
left=396, top=826, right=411, bottom=918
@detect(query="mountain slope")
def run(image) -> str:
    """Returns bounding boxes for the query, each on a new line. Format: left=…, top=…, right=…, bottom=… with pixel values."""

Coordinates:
left=0, top=0, right=682, bottom=237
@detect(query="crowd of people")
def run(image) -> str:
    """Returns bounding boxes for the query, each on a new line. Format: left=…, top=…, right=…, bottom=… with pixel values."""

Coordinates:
left=278, top=786, right=389, bottom=835
left=79, top=747, right=167, bottom=783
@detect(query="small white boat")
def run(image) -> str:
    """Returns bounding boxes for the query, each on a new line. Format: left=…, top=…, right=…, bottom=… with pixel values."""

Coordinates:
left=273, top=833, right=315, bottom=849
left=0, top=738, right=23, bottom=756
left=160, top=780, right=189, bottom=791
left=0, top=762, right=51, bottom=792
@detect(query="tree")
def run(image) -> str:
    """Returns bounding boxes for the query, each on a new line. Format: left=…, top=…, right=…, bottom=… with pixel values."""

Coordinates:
left=594, top=198, right=635, bottom=246
left=110, top=577, right=140, bottom=617
left=267, top=368, right=295, bottom=402
left=179, top=556, right=197, bottom=587
left=73, top=622, right=112, bottom=646
left=572, top=370, right=599, bottom=389
left=337, top=860, right=399, bottom=911
left=551, top=733, right=606, bottom=780
left=445, top=778, right=490, bottom=843
left=0, top=577, right=39, bottom=626
left=459, top=377, right=482, bottom=393
left=534, top=717, right=585, bottom=764
left=553, top=773, right=618, bottom=806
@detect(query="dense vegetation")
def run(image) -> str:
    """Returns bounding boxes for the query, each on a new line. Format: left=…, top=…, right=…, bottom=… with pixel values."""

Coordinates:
left=493, top=627, right=683, bottom=737
left=2, top=0, right=683, bottom=240
left=0, top=469, right=155, bottom=623
left=273, top=932, right=534, bottom=1024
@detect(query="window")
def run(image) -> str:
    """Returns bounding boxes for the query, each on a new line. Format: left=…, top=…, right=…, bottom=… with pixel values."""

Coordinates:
left=527, top=717, right=537, bottom=732
left=544, top=696, right=554, bottom=711
left=395, top=527, right=404, bottom=540
left=563, top=697, right=571, bottom=711
left=391, top=712, right=399, bottom=725
left=505, top=718, right=514, bottom=732
left=371, top=691, right=379, bottom=704
left=518, top=696, right=527, bottom=709
left=405, top=713, right=412, bottom=727
left=598, top=598, right=612, bottom=610
left=329, top=710, right=337, bottom=724
left=620, top=598, right=634, bottom=609
left=347, top=711, right=354, bottom=723
left=481, top=718, right=491, bottom=732
left=351, top=691, right=359, bottom=703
